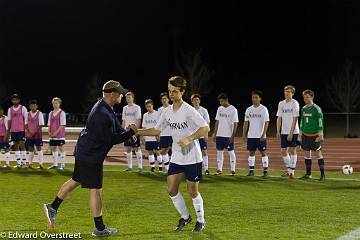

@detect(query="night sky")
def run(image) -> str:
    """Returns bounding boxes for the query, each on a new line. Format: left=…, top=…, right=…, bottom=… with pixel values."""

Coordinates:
left=1, top=0, right=360, bottom=116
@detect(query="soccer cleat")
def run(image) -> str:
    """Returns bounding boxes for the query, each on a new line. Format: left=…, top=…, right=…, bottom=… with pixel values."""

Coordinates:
left=59, top=164, right=65, bottom=170
left=300, top=174, right=312, bottom=180
left=205, top=170, right=210, bottom=175
left=247, top=171, right=255, bottom=176
left=262, top=171, right=269, bottom=178
left=92, top=226, right=118, bottom=237
left=48, top=165, right=58, bottom=170
left=123, top=168, right=132, bottom=172
left=319, top=175, right=326, bottom=181
left=37, top=164, right=44, bottom=169
left=214, top=170, right=223, bottom=176
left=43, top=204, right=57, bottom=230
left=27, top=164, right=33, bottom=169
left=150, top=167, right=155, bottom=173
left=137, top=168, right=143, bottom=173
left=174, top=215, right=192, bottom=232
left=289, top=173, right=294, bottom=179
left=230, top=171, right=236, bottom=176
left=192, top=221, right=205, bottom=232
left=159, top=167, right=163, bottom=172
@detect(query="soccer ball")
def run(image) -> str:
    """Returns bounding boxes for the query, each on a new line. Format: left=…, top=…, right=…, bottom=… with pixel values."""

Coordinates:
left=342, top=165, right=353, bottom=175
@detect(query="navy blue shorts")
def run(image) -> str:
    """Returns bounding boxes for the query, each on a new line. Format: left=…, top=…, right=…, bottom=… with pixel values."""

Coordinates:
left=0, top=142, right=10, bottom=149
left=216, top=137, right=234, bottom=151
left=198, top=138, right=207, bottom=150
left=145, top=141, right=160, bottom=151
left=281, top=134, right=300, bottom=148
left=124, top=136, right=141, bottom=147
left=26, top=138, right=43, bottom=147
left=11, top=131, right=25, bottom=142
left=160, top=136, right=173, bottom=149
left=168, top=162, right=202, bottom=182
left=49, top=139, right=65, bottom=146
left=247, top=138, right=267, bottom=151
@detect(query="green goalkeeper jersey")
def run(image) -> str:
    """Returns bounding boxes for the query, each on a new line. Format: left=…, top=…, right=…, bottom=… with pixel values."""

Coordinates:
left=300, top=103, right=323, bottom=134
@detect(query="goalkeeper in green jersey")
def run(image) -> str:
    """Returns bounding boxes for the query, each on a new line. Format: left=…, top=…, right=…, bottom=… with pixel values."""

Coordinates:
left=298, top=89, right=325, bottom=181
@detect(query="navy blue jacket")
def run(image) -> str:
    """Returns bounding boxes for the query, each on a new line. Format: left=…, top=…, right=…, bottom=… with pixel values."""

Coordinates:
left=74, top=99, right=135, bottom=164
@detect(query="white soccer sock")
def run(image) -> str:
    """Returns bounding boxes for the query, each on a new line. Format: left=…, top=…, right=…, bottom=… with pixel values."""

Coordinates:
left=216, top=150, right=224, bottom=172
left=28, top=152, right=34, bottom=164
left=290, top=154, right=297, bottom=174
left=52, top=151, right=58, bottom=166
left=60, top=152, right=66, bottom=166
left=170, top=192, right=189, bottom=220
left=162, top=154, right=170, bottom=171
left=192, top=193, right=205, bottom=223
left=156, top=154, right=163, bottom=164
left=15, top=151, right=21, bottom=164
left=38, top=151, right=44, bottom=165
left=127, top=152, right=133, bottom=169
left=203, top=155, right=209, bottom=171
left=228, top=150, right=236, bottom=172
left=21, top=151, right=27, bottom=164
left=283, top=154, right=290, bottom=170
left=248, top=156, right=255, bottom=170
left=262, top=156, right=269, bottom=169
left=149, top=154, right=155, bottom=168
left=5, top=152, right=10, bottom=165
left=136, top=150, right=143, bottom=169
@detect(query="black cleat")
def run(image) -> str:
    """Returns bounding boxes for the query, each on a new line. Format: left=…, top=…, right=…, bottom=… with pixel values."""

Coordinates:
left=159, top=167, right=163, bottom=172
left=205, top=170, right=210, bottom=175
left=192, top=221, right=205, bottom=232
left=230, top=171, right=236, bottom=176
left=150, top=167, right=155, bottom=173
left=262, top=171, right=269, bottom=178
left=319, top=175, right=325, bottom=181
left=214, top=170, right=223, bottom=176
left=43, top=204, right=57, bottom=230
left=247, top=171, right=254, bottom=176
left=300, top=174, right=312, bottom=180
left=174, top=215, right=192, bottom=232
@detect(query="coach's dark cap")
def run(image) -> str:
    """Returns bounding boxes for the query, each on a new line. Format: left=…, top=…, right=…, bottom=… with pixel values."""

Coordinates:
left=102, top=85, right=129, bottom=95
left=11, top=93, right=20, bottom=99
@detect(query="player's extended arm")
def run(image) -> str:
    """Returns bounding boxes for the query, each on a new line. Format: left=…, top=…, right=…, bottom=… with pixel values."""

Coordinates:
left=178, top=126, right=209, bottom=148
left=276, top=117, right=282, bottom=138
left=138, top=128, right=161, bottom=137
left=260, top=121, right=269, bottom=141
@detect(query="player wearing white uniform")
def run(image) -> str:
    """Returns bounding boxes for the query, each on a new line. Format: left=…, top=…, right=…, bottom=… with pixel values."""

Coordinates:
left=212, top=93, right=239, bottom=176
left=191, top=94, right=211, bottom=175
left=122, top=92, right=143, bottom=172
left=141, top=99, right=162, bottom=173
left=242, top=91, right=270, bottom=177
left=276, top=85, right=300, bottom=178
left=138, top=76, right=208, bottom=232
left=158, top=92, right=172, bottom=171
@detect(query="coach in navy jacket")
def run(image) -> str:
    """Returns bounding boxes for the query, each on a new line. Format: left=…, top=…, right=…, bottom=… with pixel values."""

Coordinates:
left=44, top=80, right=137, bottom=237
left=75, top=98, right=135, bottom=163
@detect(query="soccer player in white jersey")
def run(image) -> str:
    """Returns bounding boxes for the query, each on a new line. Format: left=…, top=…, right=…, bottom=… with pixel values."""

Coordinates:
left=191, top=94, right=211, bottom=175
left=158, top=92, right=172, bottom=172
left=138, top=76, right=209, bottom=232
left=122, top=92, right=143, bottom=172
left=276, top=85, right=300, bottom=178
left=141, top=99, right=162, bottom=173
left=212, top=93, right=239, bottom=176
left=242, top=90, right=270, bottom=177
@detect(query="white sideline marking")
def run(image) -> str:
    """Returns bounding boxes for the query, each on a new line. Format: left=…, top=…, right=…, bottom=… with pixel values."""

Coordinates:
left=338, top=227, right=360, bottom=240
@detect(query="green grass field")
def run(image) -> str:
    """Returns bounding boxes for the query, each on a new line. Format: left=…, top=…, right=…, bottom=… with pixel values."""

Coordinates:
left=1, top=164, right=360, bottom=240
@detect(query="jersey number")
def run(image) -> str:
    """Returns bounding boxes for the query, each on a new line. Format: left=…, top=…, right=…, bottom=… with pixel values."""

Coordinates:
left=305, top=117, right=309, bottom=123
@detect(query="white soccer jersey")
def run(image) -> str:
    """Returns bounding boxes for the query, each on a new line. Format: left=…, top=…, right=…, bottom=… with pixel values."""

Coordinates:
left=158, top=105, right=171, bottom=136
left=122, top=104, right=141, bottom=128
left=245, top=104, right=270, bottom=138
left=215, top=105, right=239, bottom=138
left=30, top=111, right=45, bottom=126
left=155, top=102, right=208, bottom=165
left=276, top=99, right=300, bottom=134
left=8, top=105, right=28, bottom=124
left=142, top=110, right=159, bottom=142
left=195, top=106, right=210, bottom=139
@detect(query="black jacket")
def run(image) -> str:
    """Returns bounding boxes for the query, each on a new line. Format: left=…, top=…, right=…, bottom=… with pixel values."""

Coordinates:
left=74, top=99, right=135, bottom=164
